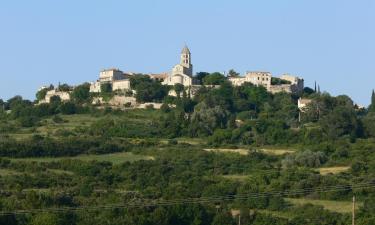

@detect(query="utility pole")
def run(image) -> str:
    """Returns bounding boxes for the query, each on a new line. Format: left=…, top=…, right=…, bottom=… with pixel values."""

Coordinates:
left=352, top=195, right=355, bottom=225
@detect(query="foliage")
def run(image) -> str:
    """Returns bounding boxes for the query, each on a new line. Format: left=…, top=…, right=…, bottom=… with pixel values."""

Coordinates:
left=71, top=83, right=91, bottom=103
left=130, top=75, right=168, bottom=103
left=203, top=72, right=226, bottom=85
left=100, top=82, right=112, bottom=93
left=36, top=88, right=49, bottom=101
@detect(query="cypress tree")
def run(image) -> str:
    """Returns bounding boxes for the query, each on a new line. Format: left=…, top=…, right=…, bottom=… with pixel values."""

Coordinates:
left=370, top=90, right=375, bottom=112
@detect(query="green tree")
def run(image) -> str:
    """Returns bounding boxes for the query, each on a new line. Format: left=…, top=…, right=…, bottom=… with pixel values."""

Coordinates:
left=129, top=74, right=152, bottom=89
left=59, top=101, right=77, bottom=115
left=36, top=88, right=49, bottom=101
left=174, top=83, right=184, bottom=98
left=369, top=90, right=375, bottom=112
left=203, top=72, right=226, bottom=85
left=190, top=102, right=229, bottom=136
left=100, top=83, right=112, bottom=93
left=227, top=69, right=239, bottom=77
left=211, top=211, right=235, bottom=225
left=195, top=72, right=210, bottom=84
left=57, top=83, right=71, bottom=92
left=71, top=83, right=91, bottom=103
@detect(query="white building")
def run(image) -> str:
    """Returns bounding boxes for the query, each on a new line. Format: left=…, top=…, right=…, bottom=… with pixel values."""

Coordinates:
left=228, top=72, right=271, bottom=87
left=90, top=68, right=131, bottom=93
left=99, top=69, right=126, bottom=82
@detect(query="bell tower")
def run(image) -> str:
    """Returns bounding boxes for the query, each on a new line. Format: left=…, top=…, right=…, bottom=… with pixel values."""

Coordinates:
left=180, top=45, right=191, bottom=67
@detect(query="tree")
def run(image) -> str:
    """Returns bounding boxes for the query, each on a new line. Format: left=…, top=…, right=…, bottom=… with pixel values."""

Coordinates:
left=49, top=95, right=62, bottom=104
left=203, top=72, right=226, bottom=85
left=57, top=83, right=71, bottom=92
left=320, top=106, right=360, bottom=139
left=195, top=72, right=210, bottom=84
left=190, top=102, right=229, bottom=136
left=59, top=101, right=77, bottom=115
left=71, top=83, right=91, bottom=103
left=100, top=83, right=112, bottom=93
left=369, top=90, right=375, bottom=112
left=129, top=75, right=168, bottom=103
left=36, top=88, right=49, bottom=101
left=227, top=69, right=239, bottom=77
left=211, top=211, right=235, bottom=225
left=174, top=83, right=184, bottom=98
left=129, top=74, right=152, bottom=89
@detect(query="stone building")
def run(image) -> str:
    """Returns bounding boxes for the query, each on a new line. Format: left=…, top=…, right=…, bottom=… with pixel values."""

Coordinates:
left=90, top=68, right=131, bottom=93
left=42, top=89, right=71, bottom=103
left=162, top=46, right=195, bottom=86
left=229, top=71, right=304, bottom=94
left=228, top=72, right=271, bottom=88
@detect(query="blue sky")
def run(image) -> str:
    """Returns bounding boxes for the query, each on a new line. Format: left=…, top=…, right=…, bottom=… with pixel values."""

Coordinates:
left=0, top=0, right=374, bottom=105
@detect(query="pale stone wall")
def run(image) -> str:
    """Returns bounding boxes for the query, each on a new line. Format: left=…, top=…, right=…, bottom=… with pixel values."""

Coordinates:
left=113, top=80, right=130, bottom=91
left=229, top=72, right=272, bottom=88
left=267, top=84, right=293, bottom=94
left=245, top=71, right=272, bottom=87
left=44, top=90, right=71, bottom=103
left=228, top=77, right=246, bottom=86
left=90, top=81, right=101, bottom=93
left=92, top=96, right=137, bottom=106
left=280, top=74, right=304, bottom=93
left=99, top=69, right=125, bottom=82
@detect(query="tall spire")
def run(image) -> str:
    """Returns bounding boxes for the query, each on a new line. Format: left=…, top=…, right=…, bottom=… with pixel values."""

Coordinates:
left=181, top=45, right=190, bottom=54
left=180, top=45, right=191, bottom=66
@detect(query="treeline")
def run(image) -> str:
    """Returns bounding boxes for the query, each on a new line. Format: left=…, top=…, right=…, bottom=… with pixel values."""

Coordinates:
left=158, top=81, right=375, bottom=146
left=0, top=136, right=129, bottom=157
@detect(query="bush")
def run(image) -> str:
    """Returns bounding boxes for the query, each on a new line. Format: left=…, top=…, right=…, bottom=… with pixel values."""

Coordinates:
left=52, top=115, right=64, bottom=123
left=146, top=104, right=154, bottom=110
left=282, top=150, right=327, bottom=168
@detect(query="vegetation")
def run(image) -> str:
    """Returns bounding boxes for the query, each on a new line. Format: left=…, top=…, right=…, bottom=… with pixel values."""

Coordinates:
left=1, top=83, right=375, bottom=224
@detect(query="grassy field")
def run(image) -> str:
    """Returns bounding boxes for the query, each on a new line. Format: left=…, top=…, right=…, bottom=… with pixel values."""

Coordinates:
left=316, top=166, right=350, bottom=175
left=0, top=169, right=22, bottom=176
left=8, top=152, right=154, bottom=165
left=258, top=148, right=295, bottom=155
left=286, top=198, right=361, bottom=214
left=222, top=174, right=251, bottom=181
left=203, top=148, right=249, bottom=155
left=9, top=109, right=163, bottom=140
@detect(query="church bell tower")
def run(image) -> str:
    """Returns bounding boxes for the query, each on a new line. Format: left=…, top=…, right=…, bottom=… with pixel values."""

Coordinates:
left=180, top=45, right=191, bottom=67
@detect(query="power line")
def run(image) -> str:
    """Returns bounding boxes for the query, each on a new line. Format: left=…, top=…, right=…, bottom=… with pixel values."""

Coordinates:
left=0, top=181, right=373, bottom=216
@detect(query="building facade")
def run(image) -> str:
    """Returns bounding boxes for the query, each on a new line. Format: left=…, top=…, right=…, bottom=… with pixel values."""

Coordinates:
left=90, top=68, right=131, bottom=93
left=162, top=46, right=194, bottom=86
left=229, top=71, right=304, bottom=94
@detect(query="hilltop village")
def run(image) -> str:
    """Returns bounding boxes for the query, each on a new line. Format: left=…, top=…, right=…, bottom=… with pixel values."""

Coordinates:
left=38, top=46, right=306, bottom=108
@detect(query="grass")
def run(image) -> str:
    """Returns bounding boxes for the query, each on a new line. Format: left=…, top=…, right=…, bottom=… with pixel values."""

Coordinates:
left=257, top=209, right=292, bottom=219
left=258, top=148, right=295, bottom=155
left=286, top=198, right=362, bottom=214
left=316, top=166, right=350, bottom=175
left=203, top=148, right=249, bottom=155
left=9, top=109, right=163, bottom=140
left=0, top=169, right=21, bottom=176
left=222, top=174, right=250, bottom=181
left=9, top=152, right=154, bottom=165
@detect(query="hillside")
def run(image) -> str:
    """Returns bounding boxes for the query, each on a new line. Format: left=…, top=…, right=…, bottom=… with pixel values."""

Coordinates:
left=1, top=82, right=375, bottom=225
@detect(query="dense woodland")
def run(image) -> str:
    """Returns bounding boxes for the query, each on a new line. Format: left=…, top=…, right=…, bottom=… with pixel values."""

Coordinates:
left=1, top=74, right=375, bottom=225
